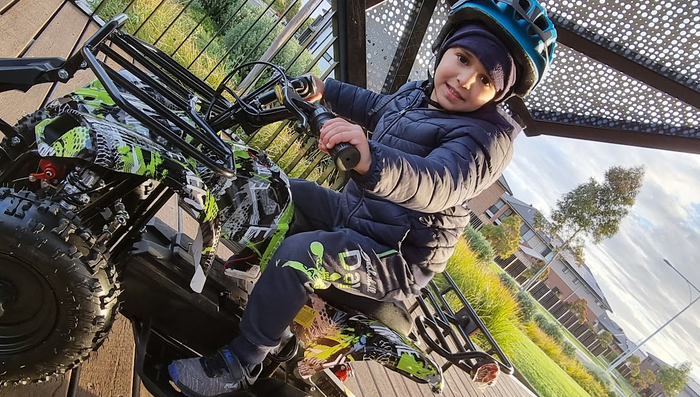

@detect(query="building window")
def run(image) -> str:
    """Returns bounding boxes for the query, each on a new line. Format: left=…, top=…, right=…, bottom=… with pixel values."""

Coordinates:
left=498, top=208, right=514, bottom=222
left=573, top=278, right=580, bottom=285
left=520, top=222, right=529, bottom=235
left=563, top=267, right=570, bottom=274
left=521, top=229, right=535, bottom=242
left=541, top=246, right=552, bottom=257
left=486, top=200, right=505, bottom=217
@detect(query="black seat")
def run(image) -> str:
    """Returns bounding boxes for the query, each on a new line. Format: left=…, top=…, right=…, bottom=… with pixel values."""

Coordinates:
left=315, top=287, right=413, bottom=336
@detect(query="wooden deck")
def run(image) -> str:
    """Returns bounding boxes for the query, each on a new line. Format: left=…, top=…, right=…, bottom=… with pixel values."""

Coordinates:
left=0, top=1, right=537, bottom=396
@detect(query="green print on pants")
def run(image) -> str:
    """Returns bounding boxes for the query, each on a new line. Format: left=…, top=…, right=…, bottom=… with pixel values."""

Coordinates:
left=282, top=241, right=342, bottom=289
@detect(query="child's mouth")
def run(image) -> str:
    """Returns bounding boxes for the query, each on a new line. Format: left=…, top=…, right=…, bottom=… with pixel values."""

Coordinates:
left=446, top=84, right=463, bottom=101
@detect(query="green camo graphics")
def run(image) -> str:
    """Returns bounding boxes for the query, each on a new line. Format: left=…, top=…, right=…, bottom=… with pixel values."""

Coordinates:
left=290, top=295, right=444, bottom=393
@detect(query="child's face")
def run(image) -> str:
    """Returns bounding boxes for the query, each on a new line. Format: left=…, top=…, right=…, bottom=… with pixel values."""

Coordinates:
left=431, top=47, right=497, bottom=112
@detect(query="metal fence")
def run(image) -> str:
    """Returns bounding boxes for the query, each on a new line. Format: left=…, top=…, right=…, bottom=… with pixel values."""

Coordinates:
left=75, top=0, right=369, bottom=188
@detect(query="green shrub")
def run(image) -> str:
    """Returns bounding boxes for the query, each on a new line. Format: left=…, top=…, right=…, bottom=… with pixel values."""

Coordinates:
left=534, top=313, right=564, bottom=344
left=196, top=0, right=242, bottom=26
left=561, top=340, right=577, bottom=358
left=498, top=272, right=519, bottom=294
left=445, top=239, right=521, bottom=353
left=516, top=290, right=538, bottom=322
left=463, top=226, right=495, bottom=262
left=583, top=361, right=613, bottom=388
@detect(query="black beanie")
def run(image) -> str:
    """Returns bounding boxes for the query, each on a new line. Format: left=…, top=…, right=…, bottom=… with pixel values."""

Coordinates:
left=438, top=23, right=517, bottom=102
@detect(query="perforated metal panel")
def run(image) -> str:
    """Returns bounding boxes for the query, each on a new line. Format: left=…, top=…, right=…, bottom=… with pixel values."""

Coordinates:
left=527, top=44, right=700, bottom=136
left=365, top=0, right=422, bottom=92
left=546, top=0, right=699, bottom=88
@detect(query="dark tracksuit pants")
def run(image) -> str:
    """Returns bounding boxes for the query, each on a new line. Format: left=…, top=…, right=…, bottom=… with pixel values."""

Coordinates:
left=230, top=179, right=419, bottom=366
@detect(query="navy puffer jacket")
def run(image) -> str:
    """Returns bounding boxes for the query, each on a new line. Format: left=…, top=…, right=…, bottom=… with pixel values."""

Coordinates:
left=322, top=79, right=519, bottom=286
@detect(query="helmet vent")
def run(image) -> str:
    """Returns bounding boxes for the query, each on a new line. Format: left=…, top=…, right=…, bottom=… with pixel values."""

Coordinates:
left=534, top=15, right=549, bottom=31
left=517, top=0, right=531, bottom=11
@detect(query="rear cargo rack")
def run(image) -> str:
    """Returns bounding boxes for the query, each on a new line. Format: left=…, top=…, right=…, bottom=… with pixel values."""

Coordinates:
left=76, top=15, right=236, bottom=176
left=412, top=272, right=515, bottom=376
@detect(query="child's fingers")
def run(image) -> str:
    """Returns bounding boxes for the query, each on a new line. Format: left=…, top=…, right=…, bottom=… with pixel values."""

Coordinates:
left=319, top=118, right=349, bottom=148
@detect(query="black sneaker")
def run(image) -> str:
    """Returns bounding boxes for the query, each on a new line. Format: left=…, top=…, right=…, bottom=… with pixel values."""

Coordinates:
left=168, top=347, right=261, bottom=397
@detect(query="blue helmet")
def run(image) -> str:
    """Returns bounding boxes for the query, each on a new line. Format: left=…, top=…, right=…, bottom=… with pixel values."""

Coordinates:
left=433, top=0, right=557, bottom=99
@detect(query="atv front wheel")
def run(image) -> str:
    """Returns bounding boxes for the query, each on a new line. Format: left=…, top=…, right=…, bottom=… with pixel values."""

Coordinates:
left=0, top=188, right=120, bottom=385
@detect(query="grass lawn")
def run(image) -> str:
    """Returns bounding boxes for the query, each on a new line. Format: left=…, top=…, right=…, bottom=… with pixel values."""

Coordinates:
left=509, top=329, right=593, bottom=397
left=449, top=241, right=608, bottom=396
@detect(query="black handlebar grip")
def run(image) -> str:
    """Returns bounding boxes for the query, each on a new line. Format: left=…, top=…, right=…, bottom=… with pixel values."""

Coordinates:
left=309, top=107, right=360, bottom=171
left=329, top=143, right=361, bottom=172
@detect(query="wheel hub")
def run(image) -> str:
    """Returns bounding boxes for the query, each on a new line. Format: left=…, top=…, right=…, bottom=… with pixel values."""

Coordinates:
left=0, top=254, right=58, bottom=354
left=0, top=279, right=18, bottom=318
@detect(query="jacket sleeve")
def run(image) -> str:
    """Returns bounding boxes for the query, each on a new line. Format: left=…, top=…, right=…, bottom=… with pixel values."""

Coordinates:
left=351, top=123, right=514, bottom=213
left=322, top=78, right=386, bottom=130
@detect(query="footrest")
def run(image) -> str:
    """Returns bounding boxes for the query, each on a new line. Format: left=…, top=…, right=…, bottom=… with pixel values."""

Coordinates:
left=132, top=321, right=309, bottom=397
left=412, top=272, right=514, bottom=379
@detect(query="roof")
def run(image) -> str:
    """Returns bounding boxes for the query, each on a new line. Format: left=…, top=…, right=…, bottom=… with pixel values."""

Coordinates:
left=596, top=312, right=628, bottom=346
left=646, top=352, right=673, bottom=368
left=501, top=194, right=540, bottom=230
left=497, top=175, right=513, bottom=196
left=519, top=244, right=545, bottom=262
left=502, top=193, right=612, bottom=310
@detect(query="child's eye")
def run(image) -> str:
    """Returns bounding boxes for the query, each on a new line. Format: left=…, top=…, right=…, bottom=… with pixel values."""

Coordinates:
left=457, top=54, right=469, bottom=65
left=480, top=76, right=491, bottom=86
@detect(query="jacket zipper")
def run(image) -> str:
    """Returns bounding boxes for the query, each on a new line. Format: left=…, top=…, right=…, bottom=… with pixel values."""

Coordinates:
left=374, top=94, right=422, bottom=142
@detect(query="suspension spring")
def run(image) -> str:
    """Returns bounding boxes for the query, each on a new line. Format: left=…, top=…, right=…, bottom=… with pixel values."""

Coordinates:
left=59, top=166, right=102, bottom=210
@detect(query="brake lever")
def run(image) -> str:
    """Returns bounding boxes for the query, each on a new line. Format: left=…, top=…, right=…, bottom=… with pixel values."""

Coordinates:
left=280, top=83, right=310, bottom=132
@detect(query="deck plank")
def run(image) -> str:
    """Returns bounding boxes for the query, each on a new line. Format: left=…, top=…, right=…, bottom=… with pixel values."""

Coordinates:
left=0, top=375, right=70, bottom=397
left=0, top=0, right=66, bottom=57
left=0, top=1, right=91, bottom=123
left=351, top=363, right=382, bottom=397
left=74, top=316, right=136, bottom=397
left=0, top=0, right=15, bottom=13
left=365, top=364, right=398, bottom=397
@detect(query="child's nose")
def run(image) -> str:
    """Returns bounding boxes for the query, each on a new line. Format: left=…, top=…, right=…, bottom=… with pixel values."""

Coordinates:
left=459, top=72, right=478, bottom=89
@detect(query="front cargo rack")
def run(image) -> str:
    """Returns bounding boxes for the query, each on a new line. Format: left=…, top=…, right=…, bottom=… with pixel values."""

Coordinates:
left=69, top=15, right=236, bottom=176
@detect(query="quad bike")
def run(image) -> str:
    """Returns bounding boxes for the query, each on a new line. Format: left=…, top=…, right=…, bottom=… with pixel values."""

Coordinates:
left=0, top=15, right=513, bottom=397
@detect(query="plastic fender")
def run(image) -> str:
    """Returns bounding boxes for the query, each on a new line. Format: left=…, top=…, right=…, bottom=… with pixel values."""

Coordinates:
left=344, top=314, right=444, bottom=393
left=291, top=297, right=444, bottom=394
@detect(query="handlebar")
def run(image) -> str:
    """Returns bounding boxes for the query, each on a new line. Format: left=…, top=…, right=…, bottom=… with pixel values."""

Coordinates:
left=211, top=74, right=361, bottom=172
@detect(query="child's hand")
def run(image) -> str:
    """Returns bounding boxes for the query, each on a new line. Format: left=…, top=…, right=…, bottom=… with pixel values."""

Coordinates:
left=319, top=118, right=371, bottom=175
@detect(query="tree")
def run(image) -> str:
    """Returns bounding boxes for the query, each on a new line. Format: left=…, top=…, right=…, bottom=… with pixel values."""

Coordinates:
left=521, top=165, right=645, bottom=290
left=566, top=298, right=589, bottom=324
left=596, top=330, right=613, bottom=349
left=630, top=369, right=657, bottom=391
left=480, top=215, right=521, bottom=259
left=640, top=369, right=657, bottom=388
left=627, top=355, right=642, bottom=365
left=520, top=262, right=549, bottom=282
left=657, top=362, right=692, bottom=396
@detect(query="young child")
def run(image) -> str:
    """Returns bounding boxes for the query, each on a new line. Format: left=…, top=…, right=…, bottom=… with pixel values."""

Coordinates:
left=169, top=0, right=557, bottom=395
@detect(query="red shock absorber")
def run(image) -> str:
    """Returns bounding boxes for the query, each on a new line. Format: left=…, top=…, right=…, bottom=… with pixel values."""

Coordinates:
left=29, top=159, right=64, bottom=181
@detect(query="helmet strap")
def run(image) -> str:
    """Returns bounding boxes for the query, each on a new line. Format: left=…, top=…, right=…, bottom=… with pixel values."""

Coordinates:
left=422, top=74, right=444, bottom=110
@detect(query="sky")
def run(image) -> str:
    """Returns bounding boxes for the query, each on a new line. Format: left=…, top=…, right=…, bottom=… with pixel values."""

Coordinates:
left=503, top=131, right=700, bottom=383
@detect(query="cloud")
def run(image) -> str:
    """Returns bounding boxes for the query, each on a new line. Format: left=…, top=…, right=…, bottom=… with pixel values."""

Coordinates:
left=505, top=133, right=700, bottom=381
